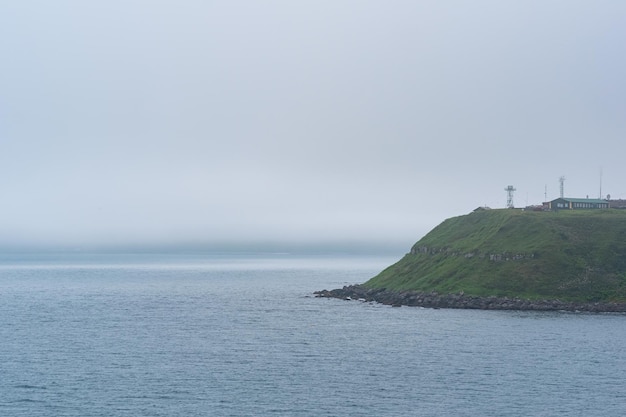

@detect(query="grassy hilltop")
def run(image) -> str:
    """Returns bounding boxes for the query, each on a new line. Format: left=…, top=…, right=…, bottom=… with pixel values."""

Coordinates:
left=365, top=209, right=626, bottom=302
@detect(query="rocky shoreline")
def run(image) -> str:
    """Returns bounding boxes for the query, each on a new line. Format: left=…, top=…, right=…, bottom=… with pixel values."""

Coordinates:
left=314, top=285, right=626, bottom=313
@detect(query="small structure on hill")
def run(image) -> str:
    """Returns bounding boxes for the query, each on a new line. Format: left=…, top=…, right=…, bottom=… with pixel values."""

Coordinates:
left=504, top=185, right=516, bottom=208
left=608, top=199, right=626, bottom=209
left=549, top=197, right=609, bottom=210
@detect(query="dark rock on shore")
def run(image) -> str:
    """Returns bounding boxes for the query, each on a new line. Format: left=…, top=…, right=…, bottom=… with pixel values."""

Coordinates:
left=314, top=285, right=626, bottom=313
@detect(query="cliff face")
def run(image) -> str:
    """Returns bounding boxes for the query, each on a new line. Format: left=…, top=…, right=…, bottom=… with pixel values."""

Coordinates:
left=364, top=209, right=626, bottom=303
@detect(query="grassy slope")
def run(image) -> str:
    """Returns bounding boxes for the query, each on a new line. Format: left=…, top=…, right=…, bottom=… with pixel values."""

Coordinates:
left=365, top=209, right=626, bottom=302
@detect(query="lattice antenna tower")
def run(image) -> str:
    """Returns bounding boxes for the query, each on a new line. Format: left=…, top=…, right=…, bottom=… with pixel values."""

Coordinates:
left=505, top=185, right=516, bottom=208
left=559, top=176, right=565, bottom=198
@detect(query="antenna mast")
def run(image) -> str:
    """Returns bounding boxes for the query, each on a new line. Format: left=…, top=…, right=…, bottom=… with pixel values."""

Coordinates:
left=599, top=168, right=603, bottom=199
left=559, top=176, right=565, bottom=199
left=505, top=185, right=516, bottom=208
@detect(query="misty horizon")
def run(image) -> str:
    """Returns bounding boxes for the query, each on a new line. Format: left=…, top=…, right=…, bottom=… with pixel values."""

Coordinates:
left=1, top=1, right=625, bottom=251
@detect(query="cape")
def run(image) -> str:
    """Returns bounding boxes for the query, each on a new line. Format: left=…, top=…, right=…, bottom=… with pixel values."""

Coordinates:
left=316, top=208, right=626, bottom=311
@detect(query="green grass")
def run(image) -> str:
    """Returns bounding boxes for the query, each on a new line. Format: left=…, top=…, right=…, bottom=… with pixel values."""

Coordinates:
left=365, top=209, right=626, bottom=302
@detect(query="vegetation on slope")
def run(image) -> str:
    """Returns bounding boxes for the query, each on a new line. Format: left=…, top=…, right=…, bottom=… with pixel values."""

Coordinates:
left=365, top=209, right=626, bottom=302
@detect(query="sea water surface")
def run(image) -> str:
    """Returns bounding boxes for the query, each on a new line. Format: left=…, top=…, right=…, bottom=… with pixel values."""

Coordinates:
left=1, top=252, right=625, bottom=416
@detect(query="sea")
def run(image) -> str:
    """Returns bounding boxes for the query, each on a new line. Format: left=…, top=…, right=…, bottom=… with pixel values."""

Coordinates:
left=1, top=252, right=625, bottom=417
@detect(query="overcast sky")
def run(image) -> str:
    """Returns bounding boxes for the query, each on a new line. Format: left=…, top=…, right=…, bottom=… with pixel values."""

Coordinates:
left=1, top=1, right=625, bottom=251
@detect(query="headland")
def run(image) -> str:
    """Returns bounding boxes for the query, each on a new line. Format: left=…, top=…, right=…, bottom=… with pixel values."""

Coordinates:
left=317, top=208, right=626, bottom=312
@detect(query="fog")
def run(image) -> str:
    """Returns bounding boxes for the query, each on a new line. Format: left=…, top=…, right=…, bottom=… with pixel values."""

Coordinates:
left=1, top=1, right=625, bottom=252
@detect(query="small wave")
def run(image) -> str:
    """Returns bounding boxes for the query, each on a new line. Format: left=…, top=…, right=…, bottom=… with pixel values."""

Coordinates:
left=11, top=398, right=46, bottom=403
left=14, top=384, right=47, bottom=390
left=121, top=394, right=177, bottom=400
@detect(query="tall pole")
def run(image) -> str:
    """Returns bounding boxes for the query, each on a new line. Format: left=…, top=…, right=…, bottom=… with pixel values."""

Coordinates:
left=599, top=168, right=603, bottom=199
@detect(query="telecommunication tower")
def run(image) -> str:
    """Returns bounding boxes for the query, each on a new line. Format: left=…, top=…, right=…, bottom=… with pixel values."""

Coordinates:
left=559, top=176, right=565, bottom=198
left=505, top=185, right=516, bottom=208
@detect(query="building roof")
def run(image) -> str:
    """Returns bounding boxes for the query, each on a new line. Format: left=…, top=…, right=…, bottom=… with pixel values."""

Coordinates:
left=553, top=198, right=607, bottom=204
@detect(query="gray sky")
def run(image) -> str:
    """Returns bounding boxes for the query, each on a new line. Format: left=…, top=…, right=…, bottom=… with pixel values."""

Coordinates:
left=1, top=1, right=625, bottom=251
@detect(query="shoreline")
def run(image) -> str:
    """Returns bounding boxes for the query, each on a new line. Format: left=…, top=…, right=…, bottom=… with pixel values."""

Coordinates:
left=314, top=285, right=626, bottom=313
